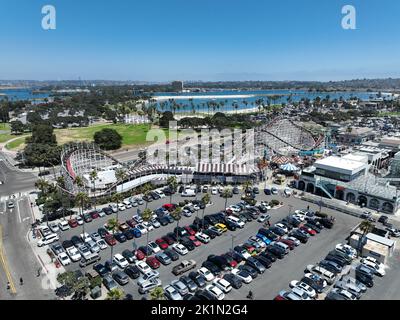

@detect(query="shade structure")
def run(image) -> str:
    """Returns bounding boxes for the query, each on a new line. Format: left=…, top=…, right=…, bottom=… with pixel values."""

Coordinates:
left=279, top=163, right=299, bottom=172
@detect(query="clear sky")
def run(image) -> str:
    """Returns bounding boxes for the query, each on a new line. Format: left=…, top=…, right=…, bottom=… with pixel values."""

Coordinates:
left=1, top=0, right=400, bottom=81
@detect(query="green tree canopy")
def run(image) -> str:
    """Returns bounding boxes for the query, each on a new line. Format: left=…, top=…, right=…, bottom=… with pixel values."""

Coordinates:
left=94, top=128, right=122, bottom=150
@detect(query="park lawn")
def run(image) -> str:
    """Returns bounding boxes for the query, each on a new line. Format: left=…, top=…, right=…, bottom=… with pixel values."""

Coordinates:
left=5, top=136, right=27, bottom=150
left=0, top=133, right=14, bottom=143
left=55, top=123, right=169, bottom=147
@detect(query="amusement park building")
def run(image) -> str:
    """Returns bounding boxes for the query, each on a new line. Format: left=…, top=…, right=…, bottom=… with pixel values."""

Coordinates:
left=296, top=155, right=400, bottom=215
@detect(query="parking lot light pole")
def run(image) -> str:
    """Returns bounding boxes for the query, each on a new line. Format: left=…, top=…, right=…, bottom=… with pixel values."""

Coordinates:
left=231, top=235, right=236, bottom=251
left=288, top=204, right=293, bottom=216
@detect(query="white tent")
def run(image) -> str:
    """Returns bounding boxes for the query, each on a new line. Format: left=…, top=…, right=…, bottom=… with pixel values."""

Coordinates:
left=279, top=163, right=299, bottom=172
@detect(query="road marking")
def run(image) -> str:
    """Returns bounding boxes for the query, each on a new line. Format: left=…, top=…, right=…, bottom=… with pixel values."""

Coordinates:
left=16, top=200, right=22, bottom=223
left=23, top=217, right=30, bottom=222
left=0, top=225, right=17, bottom=294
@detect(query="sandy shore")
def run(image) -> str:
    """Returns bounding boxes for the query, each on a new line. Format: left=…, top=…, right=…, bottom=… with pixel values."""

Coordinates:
left=153, top=94, right=256, bottom=101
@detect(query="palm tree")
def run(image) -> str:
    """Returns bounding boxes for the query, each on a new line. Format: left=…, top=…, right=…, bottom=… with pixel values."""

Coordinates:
left=107, top=217, right=119, bottom=259
left=111, top=193, right=123, bottom=223
left=142, top=208, right=153, bottom=257
left=166, top=176, right=178, bottom=203
left=89, top=170, right=98, bottom=208
left=357, top=220, right=375, bottom=255
left=35, top=178, right=51, bottom=194
left=200, top=193, right=210, bottom=230
left=142, top=184, right=152, bottom=209
left=242, top=180, right=252, bottom=194
left=74, top=176, right=85, bottom=191
left=221, top=188, right=232, bottom=212
left=149, top=286, right=165, bottom=300
left=106, top=288, right=125, bottom=300
left=170, top=207, right=182, bottom=241
left=75, top=192, right=89, bottom=234
left=115, top=168, right=127, bottom=197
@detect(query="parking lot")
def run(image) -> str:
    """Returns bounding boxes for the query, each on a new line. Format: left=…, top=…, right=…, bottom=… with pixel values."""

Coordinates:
left=48, top=186, right=371, bottom=300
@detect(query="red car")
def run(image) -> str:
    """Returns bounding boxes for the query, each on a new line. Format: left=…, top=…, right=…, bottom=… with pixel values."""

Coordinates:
left=68, top=219, right=78, bottom=228
left=184, top=226, right=196, bottom=236
left=162, top=235, right=175, bottom=245
left=146, top=256, right=160, bottom=269
left=274, top=294, right=287, bottom=300
left=188, top=236, right=201, bottom=247
left=242, top=243, right=257, bottom=255
left=104, top=234, right=117, bottom=246
left=300, top=226, right=316, bottom=236
left=155, top=238, right=169, bottom=250
left=221, top=254, right=238, bottom=268
left=89, top=210, right=100, bottom=219
left=135, top=249, right=145, bottom=260
left=279, top=239, right=295, bottom=250
left=126, top=219, right=137, bottom=228
left=162, top=203, right=176, bottom=212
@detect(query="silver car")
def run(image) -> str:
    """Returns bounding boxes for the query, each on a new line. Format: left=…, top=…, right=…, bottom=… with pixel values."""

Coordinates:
left=171, top=279, right=189, bottom=296
left=155, top=252, right=172, bottom=265
left=87, top=239, right=100, bottom=253
left=164, top=285, right=183, bottom=300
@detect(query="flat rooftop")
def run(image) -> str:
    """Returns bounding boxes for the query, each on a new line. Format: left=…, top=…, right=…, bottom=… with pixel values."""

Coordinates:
left=315, top=156, right=366, bottom=172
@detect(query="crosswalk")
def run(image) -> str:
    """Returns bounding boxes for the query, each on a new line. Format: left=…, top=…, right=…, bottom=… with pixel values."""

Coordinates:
left=0, top=192, right=29, bottom=203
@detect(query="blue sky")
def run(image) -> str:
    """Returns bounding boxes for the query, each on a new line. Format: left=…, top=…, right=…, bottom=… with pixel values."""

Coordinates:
left=1, top=0, right=400, bottom=81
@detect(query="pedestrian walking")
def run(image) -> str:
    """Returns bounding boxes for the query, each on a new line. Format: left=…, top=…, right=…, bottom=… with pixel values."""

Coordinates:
left=267, top=220, right=271, bottom=227
left=20, top=277, right=23, bottom=285
left=6, top=282, right=10, bottom=290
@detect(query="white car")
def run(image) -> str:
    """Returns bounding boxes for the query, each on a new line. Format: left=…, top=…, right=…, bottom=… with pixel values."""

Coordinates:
left=110, top=204, right=118, bottom=213
left=335, top=243, right=357, bottom=259
left=90, top=232, right=102, bottom=242
left=87, top=239, right=100, bottom=253
left=213, top=278, right=232, bottom=293
left=76, top=215, right=84, bottom=225
left=289, top=280, right=317, bottom=298
left=195, top=232, right=210, bottom=243
left=292, top=214, right=305, bottom=222
left=49, top=223, right=59, bottom=233
left=58, top=252, right=71, bottom=266
left=362, top=256, right=385, bottom=270
left=197, top=267, right=215, bottom=281
left=58, top=220, right=70, bottom=231
left=274, top=223, right=288, bottom=233
left=231, top=268, right=252, bottom=284
left=284, top=187, right=292, bottom=196
left=118, top=204, right=126, bottom=211
left=331, top=288, right=357, bottom=300
left=148, top=241, right=161, bottom=254
left=98, top=210, right=106, bottom=218
left=155, top=190, right=166, bottom=198
left=205, top=284, right=225, bottom=300
left=142, top=221, right=154, bottom=232
left=113, top=254, right=129, bottom=269
left=151, top=218, right=161, bottom=228
left=360, top=259, right=385, bottom=276
left=136, top=224, right=147, bottom=234
left=249, top=236, right=266, bottom=248
left=172, top=243, right=188, bottom=255
left=97, top=239, right=108, bottom=250
left=37, top=233, right=59, bottom=247
left=228, top=205, right=241, bottom=213
left=182, top=209, right=192, bottom=217
left=257, top=214, right=270, bottom=223
left=136, top=261, right=152, bottom=275
left=211, top=187, right=218, bottom=195
left=66, top=246, right=81, bottom=262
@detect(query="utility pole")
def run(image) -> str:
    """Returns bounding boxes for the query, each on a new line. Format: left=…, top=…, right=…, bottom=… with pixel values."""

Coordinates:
left=231, top=235, right=236, bottom=251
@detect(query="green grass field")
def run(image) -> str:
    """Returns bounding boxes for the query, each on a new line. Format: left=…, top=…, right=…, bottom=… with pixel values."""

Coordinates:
left=5, top=136, right=27, bottom=150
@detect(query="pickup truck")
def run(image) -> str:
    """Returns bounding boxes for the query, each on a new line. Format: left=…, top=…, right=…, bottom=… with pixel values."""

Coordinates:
left=172, top=260, right=197, bottom=276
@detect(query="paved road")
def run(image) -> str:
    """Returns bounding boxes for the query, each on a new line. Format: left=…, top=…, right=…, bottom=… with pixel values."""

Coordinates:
left=0, top=152, right=37, bottom=196
left=0, top=195, right=55, bottom=300
left=57, top=191, right=366, bottom=300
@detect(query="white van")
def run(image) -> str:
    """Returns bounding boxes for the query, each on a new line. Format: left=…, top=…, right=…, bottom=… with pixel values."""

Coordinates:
left=226, top=216, right=245, bottom=228
left=37, top=233, right=59, bottom=247
left=181, top=189, right=196, bottom=197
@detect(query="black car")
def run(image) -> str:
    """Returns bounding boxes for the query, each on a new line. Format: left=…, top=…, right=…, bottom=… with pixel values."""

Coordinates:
left=239, top=264, right=258, bottom=279
left=204, top=215, right=218, bottom=225
left=123, top=230, right=135, bottom=240
left=301, top=276, right=325, bottom=293
left=246, top=257, right=265, bottom=274
left=62, top=240, right=74, bottom=250
left=316, top=217, right=334, bottom=229
left=179, top=275, right=198, bottom=292
left=93, top=263, right=108, bottom=277
left=165, top=215, right=175, bottom=224
left=212, top=213, right=225, bottom=224
left=174, top=227, right=188, bottom=238
left=378, top=215, right=389, bottom=224
left=258, top=228, right=279, bottom=241
left=195, top=289, right=218, bottom=301
left=355, top=272, right=374, bottom=288
left=325, top=254, right=347, bottom=267
left=223, top=273, right=243, bottom=289
left=253, top=187, right=259, bottom=194
left=167, top=232, right=178, bottom=242
left=207, top=255, right=230, bottom=271
left=193, top=217, right=209, bottom=230
left=103, top=207, right=113, bottom=215
left=203, top=228, right=218, bottom=239
left=162, top=235, right=175, bottom=245
left=201, top=261, right=221, bottom=276
left=269, top=226, right=286, bottom=236
left=122, top=249, right=136, bottom=263
left=71, top=235, right=83, bottom=247
left=307, top=219, right=323, bottom=229
left=150, top=192, right=160, bottom=200
left=159, top=216, right=169, bottom=226
left=266, top=246, right=285, bottom=259
left=224, top=220, right=237, bottom=231
left=260, top=251, right=277, bottom=263
left=305, top=223, right=321, bottom=233
left=189, top=271, right=207, bottom=288
left=225, top=251, right=244, bottom=264
left=114, top=232, right=127, bottom=243
left=189, top=224, right=199, bottom=232
left=325, top=291, right=347, bottom=300
left=142, top=194, right=153, bottom=202
left=138, top=246, right=151, bottom=256
left=319, top=260, right=342, bottom=274
left=239, top=212, right=253, bottom=222
left=289, top=230, right=308, bottom=243
left=124, top=265, right=141, bottom=279
left=328, top=250, right=352, bottom=264
left=164, top=248, right=179, bottom=261
left=180, top=238, right=195, bottom=251
left=97, top=227, right=109, bottom=238
left=255, top=255, right=272, bottom=268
